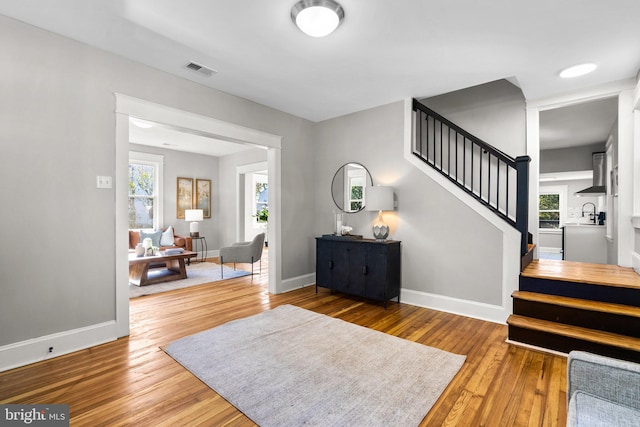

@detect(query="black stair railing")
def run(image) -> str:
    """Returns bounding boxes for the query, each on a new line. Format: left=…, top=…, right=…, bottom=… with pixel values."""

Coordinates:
left=412, top=98, right=530, bottom=256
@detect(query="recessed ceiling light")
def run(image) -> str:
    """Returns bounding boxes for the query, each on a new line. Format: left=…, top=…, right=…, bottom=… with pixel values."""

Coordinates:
left=291, top=0, right=344, bottom=38
left=560, top=63, right=597, bottom=78
left=130, top=118, right=154, bottom=129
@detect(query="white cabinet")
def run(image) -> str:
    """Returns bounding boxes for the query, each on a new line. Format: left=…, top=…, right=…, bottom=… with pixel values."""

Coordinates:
left=563, top=225, right=607, bottom=263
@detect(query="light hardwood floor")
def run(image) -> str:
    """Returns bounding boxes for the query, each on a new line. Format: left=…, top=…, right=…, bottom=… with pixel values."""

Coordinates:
left=0, top=253, right=567, bottom=426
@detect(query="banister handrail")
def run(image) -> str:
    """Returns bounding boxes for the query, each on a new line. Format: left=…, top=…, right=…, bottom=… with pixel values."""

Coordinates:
left=412, top=98, right=530, bottom=256
left=412, top=98, right=516, bottom=167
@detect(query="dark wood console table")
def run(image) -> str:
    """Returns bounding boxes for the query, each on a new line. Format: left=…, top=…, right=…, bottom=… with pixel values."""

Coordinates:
left=315, top=236, right=401, bottom=308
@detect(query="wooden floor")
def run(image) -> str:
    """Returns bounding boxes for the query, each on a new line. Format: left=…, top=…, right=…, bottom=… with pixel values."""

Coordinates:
left=0, top=253, right=568, bottom=426
left=522, top=259, right=640, bottom=289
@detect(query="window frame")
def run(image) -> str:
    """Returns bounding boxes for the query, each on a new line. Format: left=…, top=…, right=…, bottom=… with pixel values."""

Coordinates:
left=538, top=185, right=567, bottom=231
left=128, top=151, right=164, bottom=230
left=253, top=172, right=268, bottom=223
left=344, top=166, right=366, bottom=212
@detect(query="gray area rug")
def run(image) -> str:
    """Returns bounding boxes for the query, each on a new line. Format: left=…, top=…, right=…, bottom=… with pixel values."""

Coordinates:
left=129, top=262, right=250, bottom=298
left=164, top=304, right=466, bottom=426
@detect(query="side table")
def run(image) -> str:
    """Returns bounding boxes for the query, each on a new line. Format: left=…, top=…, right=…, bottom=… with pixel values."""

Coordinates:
left=191, top=236, right=208, bottom=263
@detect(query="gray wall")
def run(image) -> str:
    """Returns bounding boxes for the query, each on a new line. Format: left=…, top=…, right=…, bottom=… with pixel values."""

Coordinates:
left=0, top=14, right=314, bottom=347
left=419, top=79, right=527, bottom=156
left=540, top=143, right=605, bottom=173
left=313, top=96, right=523, bottom=306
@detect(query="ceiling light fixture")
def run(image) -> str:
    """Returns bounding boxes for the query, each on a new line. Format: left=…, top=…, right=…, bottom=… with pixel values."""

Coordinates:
left=291, top=0, right=344, bottom=38
left=560, top=63, right=597, bottom=78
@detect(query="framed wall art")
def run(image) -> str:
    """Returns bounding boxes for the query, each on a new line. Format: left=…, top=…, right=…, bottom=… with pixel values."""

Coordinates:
left=176, top=177, right=193, bottom=219
left=196, top=178, right=211, bottom=218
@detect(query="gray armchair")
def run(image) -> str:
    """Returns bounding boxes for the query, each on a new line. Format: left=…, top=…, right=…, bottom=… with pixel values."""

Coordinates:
left=567, top=351, right=640, bottom=426
left=219, top=233, right=265, bottom=278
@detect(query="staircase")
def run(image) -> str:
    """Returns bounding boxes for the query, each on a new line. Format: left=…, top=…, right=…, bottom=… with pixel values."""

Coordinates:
left=412, top=98, right=530, bottom=259
left=412, top=98, right=640, bottom=361
left=508, top=260, right=640, bottom=362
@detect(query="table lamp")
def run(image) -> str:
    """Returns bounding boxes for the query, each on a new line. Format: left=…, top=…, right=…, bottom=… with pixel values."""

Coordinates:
left=366, top=186, right=394, bottom=240
left=185, top=209, right=204, bottom=237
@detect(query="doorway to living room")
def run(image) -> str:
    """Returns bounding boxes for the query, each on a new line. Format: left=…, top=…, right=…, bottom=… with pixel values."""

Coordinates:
left=115, top=94, right=282, bottom=338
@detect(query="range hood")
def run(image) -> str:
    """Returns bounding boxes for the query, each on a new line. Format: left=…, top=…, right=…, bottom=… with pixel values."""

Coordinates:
left=575, top=152, right=606, bottom=197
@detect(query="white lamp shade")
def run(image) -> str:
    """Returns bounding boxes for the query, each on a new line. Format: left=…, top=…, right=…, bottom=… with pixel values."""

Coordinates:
left=184, top=209, right=204, bottom=222
left=366, top=186, right=394, bottom=211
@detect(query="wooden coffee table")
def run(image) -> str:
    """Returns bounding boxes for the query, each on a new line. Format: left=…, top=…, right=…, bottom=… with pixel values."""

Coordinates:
left=128, top=250, right=197, bottom=287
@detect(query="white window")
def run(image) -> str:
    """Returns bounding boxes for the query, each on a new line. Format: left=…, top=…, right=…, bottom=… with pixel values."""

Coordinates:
left=539, top=185, right=567, bottom=229
left=254, top=173, right=268, bottom=223
left=344, top=165, right=366, bottom=212
left=128, top=152, right=164, bottom=229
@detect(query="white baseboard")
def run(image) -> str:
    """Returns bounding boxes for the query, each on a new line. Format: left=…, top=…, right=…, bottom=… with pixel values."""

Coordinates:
left=280, top=273, right=316, bottom=293
left=401, top=288, right=508, bottom=325
left=539, top=247, right=562, bottom=254
left=0, top=321, right=118, bottom=372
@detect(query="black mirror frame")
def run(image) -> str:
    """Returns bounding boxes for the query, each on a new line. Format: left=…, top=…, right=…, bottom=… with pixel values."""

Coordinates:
left=331, top=162, right=373, bottom=213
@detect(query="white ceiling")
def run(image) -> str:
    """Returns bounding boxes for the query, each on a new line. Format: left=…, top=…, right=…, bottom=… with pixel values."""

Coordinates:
left=539, top=97, right=619, bottom=150
left=2, top=0, right=639, bottom=125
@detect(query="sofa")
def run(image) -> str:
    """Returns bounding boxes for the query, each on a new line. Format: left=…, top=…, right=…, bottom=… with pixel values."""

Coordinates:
left=128, top=226, right=193, bottom=251
left=567, top=351, right=640, bottom=426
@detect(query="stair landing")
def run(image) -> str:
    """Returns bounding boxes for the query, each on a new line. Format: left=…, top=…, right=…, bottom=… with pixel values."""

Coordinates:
left=521, top=259, right=640, bottom=290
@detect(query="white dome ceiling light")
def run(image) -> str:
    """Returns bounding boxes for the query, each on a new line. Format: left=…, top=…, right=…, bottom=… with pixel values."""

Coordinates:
left=560, top=63, right=597, bottom=78
left=291, top=0, right=344, bottom=38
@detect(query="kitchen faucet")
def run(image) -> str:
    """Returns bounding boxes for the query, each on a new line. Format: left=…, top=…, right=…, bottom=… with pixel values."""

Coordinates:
left=581, top=202, right=597, bottom=223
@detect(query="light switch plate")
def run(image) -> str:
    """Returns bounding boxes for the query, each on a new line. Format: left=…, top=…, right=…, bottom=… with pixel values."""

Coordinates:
left=97, top=176, right=112, bottom=189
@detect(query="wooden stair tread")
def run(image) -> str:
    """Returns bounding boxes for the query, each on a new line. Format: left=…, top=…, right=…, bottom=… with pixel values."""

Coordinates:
left=512, top=291, right=640, bottom=318
left=507, top=315, right=640, bottom=352
left=521, top=259, right=640, bottom=290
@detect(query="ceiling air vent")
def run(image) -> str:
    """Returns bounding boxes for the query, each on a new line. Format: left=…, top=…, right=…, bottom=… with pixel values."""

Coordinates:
left=185, top=61, right=217, bottom=77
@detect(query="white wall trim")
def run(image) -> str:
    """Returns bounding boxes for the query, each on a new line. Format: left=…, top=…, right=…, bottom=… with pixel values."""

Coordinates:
left=236, top=161, right=269, bottom=243
left=280, top=273, right=316, bottom=293
left=539, top=247, right=562, bottom=254
left=0, top=321, right=117, bottom=373
left=116, top=93, right=282, bottom=149
left=526, top=80, right=637, bottom=267
left=527, top=78, right=635, bottom=111
left=115, top=94, right=285, bottom=342
left=403, top=98, right=519, bottom=324
left=401, top=289, right=507, bottom=325
left=632, top=252, right=640, bottom=275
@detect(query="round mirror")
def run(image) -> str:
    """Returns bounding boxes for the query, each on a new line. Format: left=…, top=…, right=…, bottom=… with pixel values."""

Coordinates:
left=331, top=162, right=373, bottom=213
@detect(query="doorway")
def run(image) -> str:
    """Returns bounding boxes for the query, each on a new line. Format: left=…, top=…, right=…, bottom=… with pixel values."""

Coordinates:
left=114, top=94, right=282, bottom=338
left=527, top=82, right=635, bottom=268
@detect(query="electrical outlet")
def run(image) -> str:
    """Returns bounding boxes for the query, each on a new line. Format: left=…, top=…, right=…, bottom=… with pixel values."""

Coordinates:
left=49, top=347, right=53, bottom=353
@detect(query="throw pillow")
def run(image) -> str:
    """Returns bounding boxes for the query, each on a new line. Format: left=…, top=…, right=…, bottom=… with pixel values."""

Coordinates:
left=160, top=226, right=175, bottom=246
left=140, top=229, right=162, bottom=247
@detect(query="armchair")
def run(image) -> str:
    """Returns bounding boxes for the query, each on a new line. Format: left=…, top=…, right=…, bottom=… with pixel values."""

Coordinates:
left=219, top=233, right=265, bottom=278
left=567, top=351, right=640, bottom=426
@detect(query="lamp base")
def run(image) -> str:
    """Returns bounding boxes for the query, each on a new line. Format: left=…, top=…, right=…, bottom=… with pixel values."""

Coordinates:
left=372, top=211, right=390, bottom=241
left=190, top=232, right=200, bottom=238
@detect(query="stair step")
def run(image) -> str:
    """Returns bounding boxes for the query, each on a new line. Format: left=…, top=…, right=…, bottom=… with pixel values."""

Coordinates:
left=507, top=314, right=640, bottom=353
left=512, top=291, right=640, bottom=318
left=521, top=259, right=640, bottom=289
